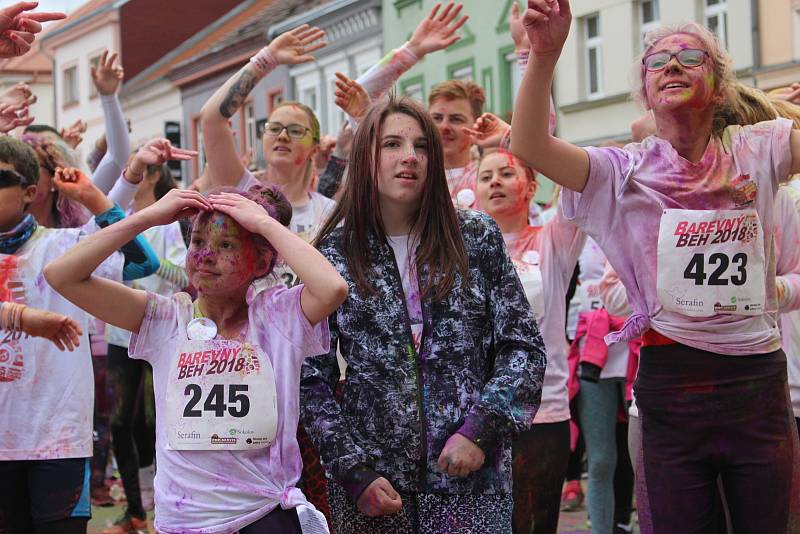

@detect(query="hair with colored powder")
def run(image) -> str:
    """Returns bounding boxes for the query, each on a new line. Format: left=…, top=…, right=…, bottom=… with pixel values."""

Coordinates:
left=0, top=135, right=41, bottom=189
left=769, top=98, right=800, bottom=128
left=428, top=80, right=486, bottom=120
left=194, top=183, right=292, bottom=275
left=478, top=148, right=537, bottom=184
left=315, top=95, right=469, bottom=301
left=632, top=23, right=736, bottom=118
left=21, top=133, right=89, bottom=228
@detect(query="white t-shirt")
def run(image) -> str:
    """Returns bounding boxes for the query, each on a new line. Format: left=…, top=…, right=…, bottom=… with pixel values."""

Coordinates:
left=503, top=211, right=586, bottom=423
left=107, top=220, right=187, bottom=348
left=129, top=284, right=329, bottom=533
left=386, top=234, right=423, bottom=352
left=0, top=225, right=123, bottom=460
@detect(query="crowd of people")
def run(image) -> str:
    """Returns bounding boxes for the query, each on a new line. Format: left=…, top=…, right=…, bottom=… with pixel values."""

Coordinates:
left=1, top=0, right=800, bottom=532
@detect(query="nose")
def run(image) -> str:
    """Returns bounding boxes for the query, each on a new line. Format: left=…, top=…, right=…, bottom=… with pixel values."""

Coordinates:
left=401, top=147, right=419, bottom=165
left=664, top=56, right=683, bottom=73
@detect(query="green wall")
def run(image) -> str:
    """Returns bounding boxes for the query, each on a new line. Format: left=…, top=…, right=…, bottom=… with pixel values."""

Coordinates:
left=382, top=0, right=554, bottom=203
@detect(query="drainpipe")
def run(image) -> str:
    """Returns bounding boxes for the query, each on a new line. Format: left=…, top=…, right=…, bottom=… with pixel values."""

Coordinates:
left=751, top=0, right=760, bottom=84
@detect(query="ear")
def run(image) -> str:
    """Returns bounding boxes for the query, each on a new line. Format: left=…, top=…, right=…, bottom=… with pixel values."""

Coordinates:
left=526, top=178, right=538, bottom=202
left=23, top=184, right=37, bottom=204
left=253, top=253, right=271, bottom=278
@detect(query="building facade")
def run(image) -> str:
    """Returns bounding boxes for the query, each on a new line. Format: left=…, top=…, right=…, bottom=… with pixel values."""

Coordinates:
left=754, top=0, right=800, bottom=91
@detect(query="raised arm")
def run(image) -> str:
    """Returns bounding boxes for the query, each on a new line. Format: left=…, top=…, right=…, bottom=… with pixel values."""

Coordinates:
left=44, top=189, right=212, bottom=333
left=91, top=50, right=130, bottom=195
left=511, top=0, right=588, bottom=192
left=208, top=192, right=348, bottom=325
left=0, top=301, right=82, bottom=351
left=354, top=2, right=467, bottom=104
left=200, top=24, right=326, bottom=188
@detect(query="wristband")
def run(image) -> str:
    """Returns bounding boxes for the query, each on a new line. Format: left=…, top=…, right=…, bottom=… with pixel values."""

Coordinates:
left=250, top=47, right=278, bottom=76
left=123, top=166, right=143, bottom=185
left=0, top=302, right=26, bottom=332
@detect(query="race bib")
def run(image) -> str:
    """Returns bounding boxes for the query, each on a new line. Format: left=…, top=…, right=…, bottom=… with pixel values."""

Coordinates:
left=656, top=209, right=766, bottom=317
left=165, top=339, right=277, bottom=450
left=514, top=250, right=544, bottom=321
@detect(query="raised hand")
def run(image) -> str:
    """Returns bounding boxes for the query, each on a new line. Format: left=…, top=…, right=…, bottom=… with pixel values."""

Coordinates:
left=315, top=134, right=336, bottom=170
left=334, top=72, right=370, bottom=119
left=267, top=24, right=326, bottom=65
left=52, top=167, right=94, bottom=201
left=133, top=137, right=197, bottom=170
left=0, top=102, right=33, bottom=132
left=60, top=119, right=87, bottom=149
left=0, top=2, right=66, bottom=58
left=463, top=112, right=510, bottom=148
left=20, top=307, right=82, bottom=351
left=407, top=2, right=468, bottom=58
left=523, top=0, right=572, bottom=55
left=138, top=188, right=212, bottom=227
left=333, top=121, right=354, bottom=159
left=0, top=82, right=36, bottom=108
left=208, top=191, right=274, bottom=235
left=91, top=50, right=124, bottom=96
left=510, top=2, right=530, bottom=52
left=356, top=477, right=403, bottom=517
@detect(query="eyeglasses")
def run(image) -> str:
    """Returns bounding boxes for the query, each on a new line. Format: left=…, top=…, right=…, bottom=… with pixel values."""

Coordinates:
left=262, top=121, right=312, bottom=139
left=642, top=48, right=708, bottom=72
left=0, top=168, right=33, bottom=188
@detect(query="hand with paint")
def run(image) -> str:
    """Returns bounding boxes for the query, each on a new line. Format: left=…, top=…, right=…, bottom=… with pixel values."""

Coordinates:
left=509, top=1, right=530, bottom=52
left=20, top=306, right=83, bottom=351
left=315, top=134, right=336, bottom=171
left=137, top=188, right=212, bottom=228
left=267, top=24, right=327, bottom=66
left=0, top=102, right=32, bottom=132
left=437, top=432, right=485, bottom=477
left=523, top=0, right=572, bottom=56
left=333, top=120, right=354, bottom=159
left=464, top=112, right=510, bottom=149
left=334, top=72, right=370, bottom=120
left=407, top=2, right=468, bottom=58
left=207, top=191, right=276, bottom=236
left=91, top=50, right=124, bottom=96
left=53, top=166, right=113, bottom=215
left=60, top=119, right=87, bottom=149
left=0, top=2, right=66, bottom=58
left=0, top=82, right=36, bottom=108
left=356, top=477, right=403, bottom=517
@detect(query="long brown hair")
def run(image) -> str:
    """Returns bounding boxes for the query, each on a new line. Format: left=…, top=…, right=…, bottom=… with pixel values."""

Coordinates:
left=315, top=96, right=469, bottom=301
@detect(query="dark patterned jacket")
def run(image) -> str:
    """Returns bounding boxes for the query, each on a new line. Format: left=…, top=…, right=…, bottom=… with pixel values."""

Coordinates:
left=299, top=210, right=546, bottom=500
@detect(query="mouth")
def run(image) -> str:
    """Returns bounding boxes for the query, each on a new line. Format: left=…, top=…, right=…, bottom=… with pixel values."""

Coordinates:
left=489, top=192, right=506, bottom=200
left=395, top=172, right=418, bottom=181
left=273, top=145, right=291, bottom=153
left=195, top=268, right=219, bottom=277
left=661, top=81, right=690, bottom=91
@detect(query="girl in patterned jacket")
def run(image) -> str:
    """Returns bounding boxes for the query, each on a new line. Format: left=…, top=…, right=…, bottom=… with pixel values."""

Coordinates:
left=300, top=96, right=547, bottom=533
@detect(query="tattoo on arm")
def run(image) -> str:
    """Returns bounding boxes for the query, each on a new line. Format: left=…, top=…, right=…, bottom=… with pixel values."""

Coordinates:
left=219, top=70, right=259, bottom=119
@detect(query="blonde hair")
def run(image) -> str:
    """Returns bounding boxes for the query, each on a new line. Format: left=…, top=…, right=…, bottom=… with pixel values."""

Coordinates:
left=632, top=23, right=736, bottom=114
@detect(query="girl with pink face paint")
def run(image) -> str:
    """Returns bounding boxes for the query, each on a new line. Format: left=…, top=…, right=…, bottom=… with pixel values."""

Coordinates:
left=44, top=182, right=348, bottom=533
left=513, top=0, right=800, bottom=532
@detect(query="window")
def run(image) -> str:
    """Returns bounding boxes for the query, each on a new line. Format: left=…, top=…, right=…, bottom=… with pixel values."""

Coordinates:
left=451, top=65, right=473, bottom=82
left=89, top=55, right=101, bottom=97
left=639, top=0, right=660, bottom=50
left=705, top=0, right=727, bottom=49
left=505, top=51, right=522, bottom=103
left=404, top=82, right=424, bottom=104
left=63, top=65, right=78, bottom=106
left=583, top=14, right=603, bottom=98
left=794, top=7, right=800, bottom=60
left=268, top=89, right=283, bottom=113
left=245, top=102, right=256, bottom=161
left=193, top=118, right=207, bottom=179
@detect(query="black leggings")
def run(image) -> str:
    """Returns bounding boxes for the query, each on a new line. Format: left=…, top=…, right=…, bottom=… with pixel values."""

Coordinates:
left=613, top=421, right=634, bottom=527
left=107, top=344, right=156, bottom=519
left=512, top=420, right=571, bottom=534
left=636, top=344, right=799, bottom=533
left=239, top=506, right=302, bottom=533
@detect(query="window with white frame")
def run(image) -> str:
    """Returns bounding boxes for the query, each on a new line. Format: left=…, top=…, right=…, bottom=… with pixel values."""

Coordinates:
left=404, top=82, right=424, bottom=105
left=505, top=50, right=523, bottom=102
left=793, top=6, right=800, bottom=60
left=583, top=14, right=603, bottom=99
left=301, top=86, right=318, bottom=118
left=705, top=0, right=728, bottom=49
left=63, top=65, right=78, bottom=105
left=89, top=55, right=101, bottom=97
left=639, top=0, right=660, bottom=50
left=245, top=102, right=256, bottom=162
left=451, top=65, right=473, bottom=82
left=194, top=120, right=207, bottom=176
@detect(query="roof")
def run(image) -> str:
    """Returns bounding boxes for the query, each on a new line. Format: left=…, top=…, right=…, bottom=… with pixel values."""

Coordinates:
left=124, top=0, right=326, bottom=93
left=40, top=0, right=118, bottom=41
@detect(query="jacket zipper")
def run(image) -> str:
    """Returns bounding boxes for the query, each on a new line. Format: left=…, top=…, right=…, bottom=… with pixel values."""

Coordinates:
left=385, top=242, right=429, bottom=489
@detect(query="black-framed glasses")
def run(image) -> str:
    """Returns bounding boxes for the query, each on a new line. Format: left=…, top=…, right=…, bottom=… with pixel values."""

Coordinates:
left=642, top=48, right=708, bottom=72
left=0, top=168, right=33, bottom=188
left=262, top=121, right=311, bottom=139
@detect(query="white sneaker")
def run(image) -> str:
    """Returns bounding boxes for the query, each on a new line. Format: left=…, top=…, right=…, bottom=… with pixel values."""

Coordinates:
left=139, top=464, right=155, bottom=511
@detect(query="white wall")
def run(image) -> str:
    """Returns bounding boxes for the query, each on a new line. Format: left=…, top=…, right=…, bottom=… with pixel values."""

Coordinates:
left=120, top=78, right=183, bottom=149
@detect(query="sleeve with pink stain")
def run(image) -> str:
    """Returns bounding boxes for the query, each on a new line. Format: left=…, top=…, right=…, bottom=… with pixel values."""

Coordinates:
left=775, top=187, right=800, bottom=313
left=355, top=43, right=419, bottom=104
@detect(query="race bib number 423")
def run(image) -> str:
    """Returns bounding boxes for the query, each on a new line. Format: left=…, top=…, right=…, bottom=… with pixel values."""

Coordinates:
left=165, top=340, right=277, bottom=451
left=656, top=209, right=766, bottom=317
